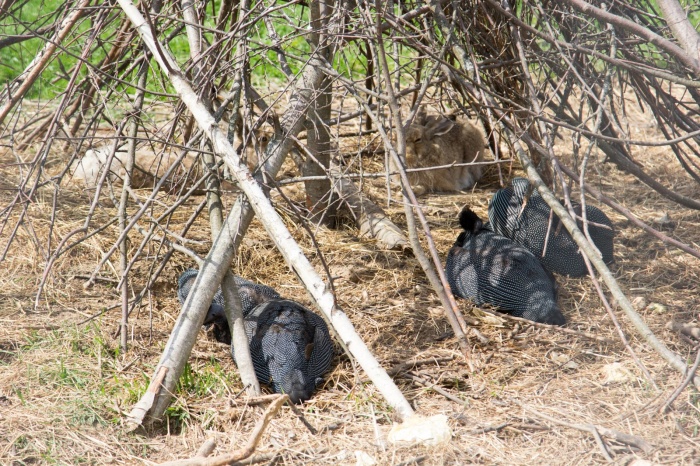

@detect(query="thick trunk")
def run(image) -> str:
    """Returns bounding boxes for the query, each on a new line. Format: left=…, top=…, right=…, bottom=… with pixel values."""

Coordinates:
left=304, top=75, right=336, bottom=224
left=302, top=0, right=337, bottom=225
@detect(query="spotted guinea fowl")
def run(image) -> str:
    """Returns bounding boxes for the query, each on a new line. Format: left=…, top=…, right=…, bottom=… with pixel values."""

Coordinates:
left=176, top=269, right=333, bottom=403
left=177, top=268, right=281, bottom=344
left=244, top=299, right=334, bottom=404
left=488, top=177, right=614, bottom=277
left=445, top=207, right=566, bottom=325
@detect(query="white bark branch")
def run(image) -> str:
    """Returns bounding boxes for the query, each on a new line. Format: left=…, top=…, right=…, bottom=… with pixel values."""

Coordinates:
left=117, top=0, right=414, bottom=422
left=330, top=157, right=408, bottom=250
left=504, top=127, right=700, bottom=389
left=656, top=0, right=700, bottom=63
left=180, top=0, right=261, bottom=396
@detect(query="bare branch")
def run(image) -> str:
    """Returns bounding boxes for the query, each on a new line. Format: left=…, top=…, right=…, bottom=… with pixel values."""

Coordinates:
left=116, top=0, right=414, bottom=422
left=558, top=0, right=700, bottom=75
left=656, top=0, right=700, bottom=60
left=159, top=395, right=288, bottom=466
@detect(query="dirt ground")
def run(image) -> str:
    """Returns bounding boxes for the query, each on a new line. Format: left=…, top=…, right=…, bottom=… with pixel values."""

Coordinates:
left=1, top=104, right=700, bottom=465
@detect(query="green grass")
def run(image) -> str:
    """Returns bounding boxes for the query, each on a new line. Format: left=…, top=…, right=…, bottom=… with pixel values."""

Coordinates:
left=0, top=0, right=81, bottom=96
left=3, top=0, right=699, bottom=104
left=0, top=0, right=376, bottom=103
left=7, top=318, right=243, bottom=440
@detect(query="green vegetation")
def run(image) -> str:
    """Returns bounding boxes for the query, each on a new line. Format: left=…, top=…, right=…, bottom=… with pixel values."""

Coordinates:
left=0, top=0, right=377, bottom=102
left=5, top=316, right=242, bottom=445
left=1, top=0, right=80, bottom=97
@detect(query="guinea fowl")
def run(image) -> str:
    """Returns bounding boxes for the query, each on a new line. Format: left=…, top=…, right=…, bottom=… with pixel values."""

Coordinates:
left=244, top=299, right=334, bottom=404
left=176, top=269, right=333, bottom=403
left=177, top=268, right=281, bottom=344
left=488, top=177, right=614, bottom=277
left=445, top=207, right=566, bottom=325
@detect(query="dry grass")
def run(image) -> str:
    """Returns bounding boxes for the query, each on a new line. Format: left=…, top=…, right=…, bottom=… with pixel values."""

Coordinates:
left=1, top=103, right=700, bottom=465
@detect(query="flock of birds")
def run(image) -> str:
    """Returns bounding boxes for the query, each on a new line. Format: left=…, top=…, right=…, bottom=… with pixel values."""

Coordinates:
left=177, top=177, right=615, bottom=403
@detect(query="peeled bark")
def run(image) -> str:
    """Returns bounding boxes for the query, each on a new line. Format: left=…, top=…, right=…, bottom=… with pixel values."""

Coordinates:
left=330, top=158, right=408, bottom=250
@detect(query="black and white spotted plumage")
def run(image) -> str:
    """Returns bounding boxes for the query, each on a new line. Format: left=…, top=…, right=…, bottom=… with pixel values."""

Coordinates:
left=176, top=269, right=333, bottom=403
left=445, top=207, right=566, bottom=325
left=488, top=178, right=614, bottom=277
left=177, top=268, right=281, bottom=343
left=243, top=300, right=334, bottom=404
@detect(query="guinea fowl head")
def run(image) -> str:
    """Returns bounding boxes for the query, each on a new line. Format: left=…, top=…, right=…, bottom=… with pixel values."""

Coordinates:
left=510, top=177, right=533, bottom=200
left=278, top=368, right=315, bottom=404
left=203, top=303, right=226, bottom=326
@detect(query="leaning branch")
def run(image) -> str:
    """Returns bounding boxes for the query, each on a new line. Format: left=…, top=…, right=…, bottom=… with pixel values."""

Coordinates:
left=330, top=155, right=408, bottom=250
left=656, top=0, right=700, bottom=60
left=117, top=0, right=414, bottom=422
left=0, top=0, right=92, bottom=126
left=505, top=125, right=700, bottom=389
left=180, top=0, right=260, bottom=397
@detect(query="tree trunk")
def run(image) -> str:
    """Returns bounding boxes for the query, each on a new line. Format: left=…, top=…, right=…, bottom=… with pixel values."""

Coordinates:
left=303, top=0, right=337, bottom=225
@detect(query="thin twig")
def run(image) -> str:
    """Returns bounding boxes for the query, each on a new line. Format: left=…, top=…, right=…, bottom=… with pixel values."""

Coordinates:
left=519, top=401, right=652, bottom=455
left=159, top=395, right=288, bottom=466
left=476, top=308, right=615, bottom=344
left=404, top=372, right=469, bottom=407
left=660, top=347, right=700, bottom=413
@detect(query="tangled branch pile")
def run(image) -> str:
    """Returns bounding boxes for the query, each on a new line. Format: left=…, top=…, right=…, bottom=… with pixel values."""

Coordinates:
left=1, top=0, right=699, bottom=439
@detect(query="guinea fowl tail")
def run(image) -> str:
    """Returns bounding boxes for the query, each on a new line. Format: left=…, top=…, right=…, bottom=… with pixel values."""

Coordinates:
left=458, top=206, right=483, bottom=233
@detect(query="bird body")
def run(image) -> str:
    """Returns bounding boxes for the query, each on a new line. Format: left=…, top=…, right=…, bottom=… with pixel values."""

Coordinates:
left=488, top=178, right=614, bottom=277
left=177, top=268, right=281, bottom=343
left=446, top=207, right=566, bottom=325
left=176, top=269, right=333, bottom=403
left=244, top=300, right=334, bottom=404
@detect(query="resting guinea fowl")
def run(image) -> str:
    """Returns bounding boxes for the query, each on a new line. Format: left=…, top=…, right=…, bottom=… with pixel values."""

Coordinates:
left=177, top=269, right=333, bottom=403
left=488, top=177, right=614, bottom=277
left=177, top=268, right=281, bottom=344
left=445, top=207, right=566, bottom=325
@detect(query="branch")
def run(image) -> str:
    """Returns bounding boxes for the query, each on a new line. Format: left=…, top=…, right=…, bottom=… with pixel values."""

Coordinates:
left=117, top=55, right=148, bottom=352
left=117, top=0, right=414, bottom=422
left=482, top=0, right=700, bottom=87
left=503, top=124, right=700, bottom=389
left=520, top=402, right=653, bottom=455
left=370, top=2, right=475, bottom=359
left=159, top=395, right=288, bottom=466
left=0, top=0, right=92, bottom=126
left=181, top=0, right=260, bottom=397
left=656, top=0, right=700, bottom=60
left=558, top=0, right=700, bottom=75
left=661, top=347, right=700, bottom=413
left=330, top=155, right=408, bottom=250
